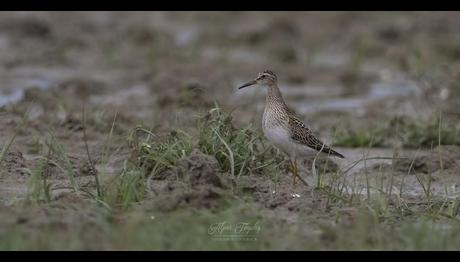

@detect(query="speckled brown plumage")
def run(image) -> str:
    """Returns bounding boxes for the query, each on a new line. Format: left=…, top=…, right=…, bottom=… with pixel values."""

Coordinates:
left=240, top=70, right=345, bottom=160
left=288, top=114, right=344, bottom=158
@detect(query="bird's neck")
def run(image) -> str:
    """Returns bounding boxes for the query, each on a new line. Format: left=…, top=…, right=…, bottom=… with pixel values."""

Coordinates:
left=266, top=83, right=288, bottom=110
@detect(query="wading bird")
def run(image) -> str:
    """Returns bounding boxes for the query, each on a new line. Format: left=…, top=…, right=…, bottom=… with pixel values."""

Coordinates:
left=238, top=70, right=344, bottom=186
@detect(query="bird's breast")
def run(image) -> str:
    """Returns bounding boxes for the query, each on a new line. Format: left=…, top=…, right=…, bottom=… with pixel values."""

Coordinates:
left=262, top=106, right=287, bottom=129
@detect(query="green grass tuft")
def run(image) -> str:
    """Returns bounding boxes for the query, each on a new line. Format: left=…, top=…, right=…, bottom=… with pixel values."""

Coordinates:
left=197, top=107, right=282, bottom=179
left=134, top=105, right=283, bottom=181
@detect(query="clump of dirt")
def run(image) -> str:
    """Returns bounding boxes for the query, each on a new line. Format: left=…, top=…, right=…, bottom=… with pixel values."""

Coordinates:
left=177, top=150, right=223, bottom=188
left=0, top=150, right=28, bottom=178
left=393, top=146, right=460, bottom=174
left=0, top=197, right=106, bottom=232
left=152, top=150, right=231, bottom=211
left=235, top=171, right=325, bottom=213
left=157, top=185, right=227, bottom=211
left=236, top=175, right=271, bottom=196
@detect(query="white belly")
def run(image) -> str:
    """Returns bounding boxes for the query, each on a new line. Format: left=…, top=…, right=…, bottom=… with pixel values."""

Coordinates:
left=263, top=126, right=291, bottom=152
left=263, top=125, right=318, bottom=158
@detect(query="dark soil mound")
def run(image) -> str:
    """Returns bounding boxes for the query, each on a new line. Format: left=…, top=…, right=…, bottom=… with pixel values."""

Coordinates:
left=152, top=150, right=231, bottom=211
left=394, top=146, right=460, bottom=174
left=1, top=150, right=28, bottom=178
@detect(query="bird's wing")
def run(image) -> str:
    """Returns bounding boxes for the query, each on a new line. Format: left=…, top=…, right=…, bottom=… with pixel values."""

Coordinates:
left=288, top=115, right=344, bottom=158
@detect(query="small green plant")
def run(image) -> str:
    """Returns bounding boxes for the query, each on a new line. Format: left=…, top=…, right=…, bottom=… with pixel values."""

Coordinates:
left=132, top=105, right=283, bottom=181
left=106, top=165, right=148, bottom=208
left=44, top=134, right=79, bottom=192
left=135, top=129, right=194, bottom=178
left=26, top=157, right=52, bottom=204
left=197, top=107, right=282, bottom=179
left=0, top=113, right=28, bottom=175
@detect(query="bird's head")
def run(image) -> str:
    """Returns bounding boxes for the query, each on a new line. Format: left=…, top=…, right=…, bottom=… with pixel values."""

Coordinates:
left=238, top=70, right=278, bottom=89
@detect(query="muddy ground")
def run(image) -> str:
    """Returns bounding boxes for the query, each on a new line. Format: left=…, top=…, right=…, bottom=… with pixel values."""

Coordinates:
left=1, top=11, right=460, bottom=250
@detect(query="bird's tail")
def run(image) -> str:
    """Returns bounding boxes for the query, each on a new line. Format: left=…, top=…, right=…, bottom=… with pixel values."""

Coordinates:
left=322, top=147, right=345, bottom=159
left=330, top=149, right=345, bottom=159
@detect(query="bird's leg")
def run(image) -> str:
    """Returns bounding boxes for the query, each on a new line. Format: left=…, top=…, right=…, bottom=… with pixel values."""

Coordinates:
left=288, top=159, right=297, bottom=186
left=290, top=158, right=309, bottom=187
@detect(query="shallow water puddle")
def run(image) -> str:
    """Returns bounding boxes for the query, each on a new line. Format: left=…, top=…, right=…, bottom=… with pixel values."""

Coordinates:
left=0, top=67, right=134, bottom=107
left=293, top=78, right=420, bottom=114
left=0, top=77, right=54, bottom=106
left=0, top=67, right=76, bottom=107
left=314, top=147, right=460, bottom=199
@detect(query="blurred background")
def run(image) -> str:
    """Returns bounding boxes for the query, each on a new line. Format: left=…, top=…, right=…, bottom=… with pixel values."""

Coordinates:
left=1, top=11, right=459, bottom=136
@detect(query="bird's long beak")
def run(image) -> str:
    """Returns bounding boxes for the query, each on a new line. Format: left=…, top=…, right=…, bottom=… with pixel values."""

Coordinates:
left=238, top=79, right=257, bottom=89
